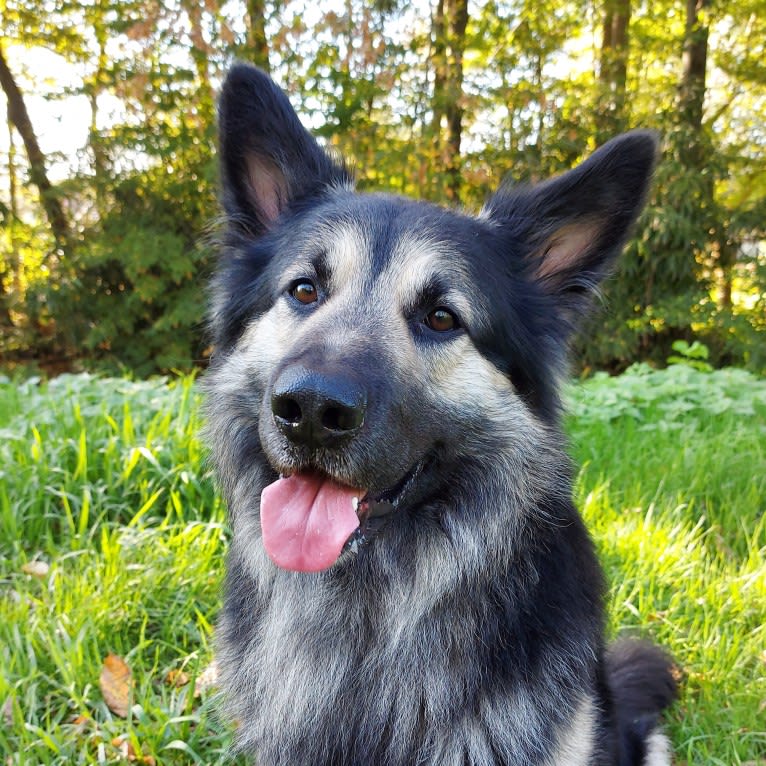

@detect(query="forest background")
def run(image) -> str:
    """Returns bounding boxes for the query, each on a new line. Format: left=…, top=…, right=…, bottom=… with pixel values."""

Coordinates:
left=0, top=0, right=765, bottom=377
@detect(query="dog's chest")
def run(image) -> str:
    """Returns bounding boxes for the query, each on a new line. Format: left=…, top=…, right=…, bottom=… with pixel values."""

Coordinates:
left=223, top=570, right=596, bottom=766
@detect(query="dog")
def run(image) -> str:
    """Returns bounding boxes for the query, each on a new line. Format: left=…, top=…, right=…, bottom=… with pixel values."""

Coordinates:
left=204, top=63, right=677, bottom=765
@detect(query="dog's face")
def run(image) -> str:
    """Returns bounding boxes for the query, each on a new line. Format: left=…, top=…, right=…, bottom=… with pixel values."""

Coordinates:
left=207, top=65, right=657, bottom=573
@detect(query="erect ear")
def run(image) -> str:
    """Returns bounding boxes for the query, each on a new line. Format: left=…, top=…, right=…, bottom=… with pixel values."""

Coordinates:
left=485, top=130, right=658, bottom=329
left=218, top=63, right=352, bottom=235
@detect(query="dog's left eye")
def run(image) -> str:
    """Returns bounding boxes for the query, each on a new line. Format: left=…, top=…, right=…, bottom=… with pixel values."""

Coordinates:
left=289, top=280, right=318, bottom=305
left=424, top=307, right=459, bottom=332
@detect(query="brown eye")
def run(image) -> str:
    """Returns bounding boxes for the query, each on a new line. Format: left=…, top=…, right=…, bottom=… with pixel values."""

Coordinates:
left=425, top=307, right=459, bottom=332
left=290, top=280, right=318, bottom=305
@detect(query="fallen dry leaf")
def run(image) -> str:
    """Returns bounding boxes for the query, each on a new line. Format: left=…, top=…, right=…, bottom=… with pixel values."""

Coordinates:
left=194, top=659, right=219, bottom=698
left=21, top=561, right=49, bottom=578
left=112, top=737, right=136, bottom=759
left=111, top=737, right=155, bottom=764
left=70, top=713, right=92, bottom=729
left=2, top=696, right=13, bottom=727
left=100, top=654, right=133, bottom=718
left=165, top=669, right=190, bottom=688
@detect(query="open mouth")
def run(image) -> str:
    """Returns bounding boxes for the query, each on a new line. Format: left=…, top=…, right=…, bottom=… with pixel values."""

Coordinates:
left=259, top=456, right=430, bottom=573
left=344, top=456, right=429, bottom=554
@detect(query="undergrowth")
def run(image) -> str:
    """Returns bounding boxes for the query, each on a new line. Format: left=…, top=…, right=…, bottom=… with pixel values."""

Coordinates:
left=0, top=366, right=764, bottom=764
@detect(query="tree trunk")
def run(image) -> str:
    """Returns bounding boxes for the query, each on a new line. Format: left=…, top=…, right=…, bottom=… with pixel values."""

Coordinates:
left=678, top=0, right=714, bottom=260
left=7, top=102, right=18, bottom=223
left=246, top=0, right=271, bottom=72
left=185, top=0, right=215, bottom=110
left=88, top=12, right=109, bottom=218
left=444, top=0, right=468, bottom=201
left=679, top=0, right=708, bottom=135
left=678, top=0, right=710, bottom=182
left=533, top=51, right=544, bottom=178
left=596, top=0, right=631, bottom=143
left=429, top=0, right=447, bottom=161
left=1, top=103, right=17, bottom=324
left=0, top=43, right=70, bottom=256
left=715, top=239, right=736, bottom=308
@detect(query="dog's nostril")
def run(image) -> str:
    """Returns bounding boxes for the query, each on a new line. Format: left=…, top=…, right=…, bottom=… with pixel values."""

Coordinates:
left=272, top=394, right=303, bottom=425
left=321, top=404, right=364, bottom=433
left=270, top=367, right=367, bottom=446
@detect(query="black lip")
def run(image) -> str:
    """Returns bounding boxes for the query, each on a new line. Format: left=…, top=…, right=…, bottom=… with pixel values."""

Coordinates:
left=343, top=453, right=434, bottom=555
left=364, top=454, right=428, bottom=510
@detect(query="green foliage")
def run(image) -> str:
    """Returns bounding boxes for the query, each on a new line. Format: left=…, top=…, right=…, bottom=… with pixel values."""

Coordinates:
left=2, top=0, right=225, bottom=374
left=566, top=363, right=766, bottom=425
left=53, top=157, right=217, bottom=375
left=1, top=370, right=764, bottom=762
left=1, top=0, right=765, bottom=374
left=667, top=339, right=713, bottom=371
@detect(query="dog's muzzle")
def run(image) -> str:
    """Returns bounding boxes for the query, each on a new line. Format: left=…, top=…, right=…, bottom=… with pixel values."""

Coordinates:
left=270, top=364, right=366, bottom=449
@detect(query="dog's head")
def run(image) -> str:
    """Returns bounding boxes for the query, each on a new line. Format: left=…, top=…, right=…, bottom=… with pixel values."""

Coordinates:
left=207, top=64, right=657, bottom=574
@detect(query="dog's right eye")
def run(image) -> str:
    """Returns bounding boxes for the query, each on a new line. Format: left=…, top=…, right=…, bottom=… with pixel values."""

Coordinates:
left=289, top=280, right=318, bottom=305
left=424, top=307, right=460, bottom=333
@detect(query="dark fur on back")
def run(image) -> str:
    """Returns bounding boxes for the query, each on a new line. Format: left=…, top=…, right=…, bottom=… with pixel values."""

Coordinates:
left=205, top=64, right=677, bottom=766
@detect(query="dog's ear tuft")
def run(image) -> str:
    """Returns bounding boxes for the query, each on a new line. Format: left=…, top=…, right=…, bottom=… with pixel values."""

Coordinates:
left=218, top=64, right=352, bottom=234
left=486, top=130, right=658, bottom=329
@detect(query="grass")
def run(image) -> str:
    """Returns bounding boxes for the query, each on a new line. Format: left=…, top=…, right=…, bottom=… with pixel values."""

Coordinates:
left=566, top=364, right=766, bottom=764
left=0, top=374, right=242, bottom=765
left=1, top=365, right=764, bottom=764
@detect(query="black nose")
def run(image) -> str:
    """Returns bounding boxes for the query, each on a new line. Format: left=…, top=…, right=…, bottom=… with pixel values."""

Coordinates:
left=271, top=366, right=366, bottom=448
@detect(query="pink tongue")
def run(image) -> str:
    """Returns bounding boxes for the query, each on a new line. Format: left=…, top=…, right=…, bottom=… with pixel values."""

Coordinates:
left=260, top=474, right=361, bottom=572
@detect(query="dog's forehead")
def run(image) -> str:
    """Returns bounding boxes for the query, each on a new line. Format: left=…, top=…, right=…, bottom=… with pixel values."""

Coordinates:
left=310, top=193, right=487, bottom=305
left=380, top=229, right=476, bottom=318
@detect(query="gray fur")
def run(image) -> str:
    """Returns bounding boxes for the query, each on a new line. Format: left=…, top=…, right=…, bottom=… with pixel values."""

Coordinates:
left=205, top=64, right=676, bottom=766
left=205, top=223, right=585, bottom=764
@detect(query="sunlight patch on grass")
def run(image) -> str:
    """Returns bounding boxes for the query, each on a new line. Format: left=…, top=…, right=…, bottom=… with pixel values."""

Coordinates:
left=1, top=367, right=764, bottom=763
